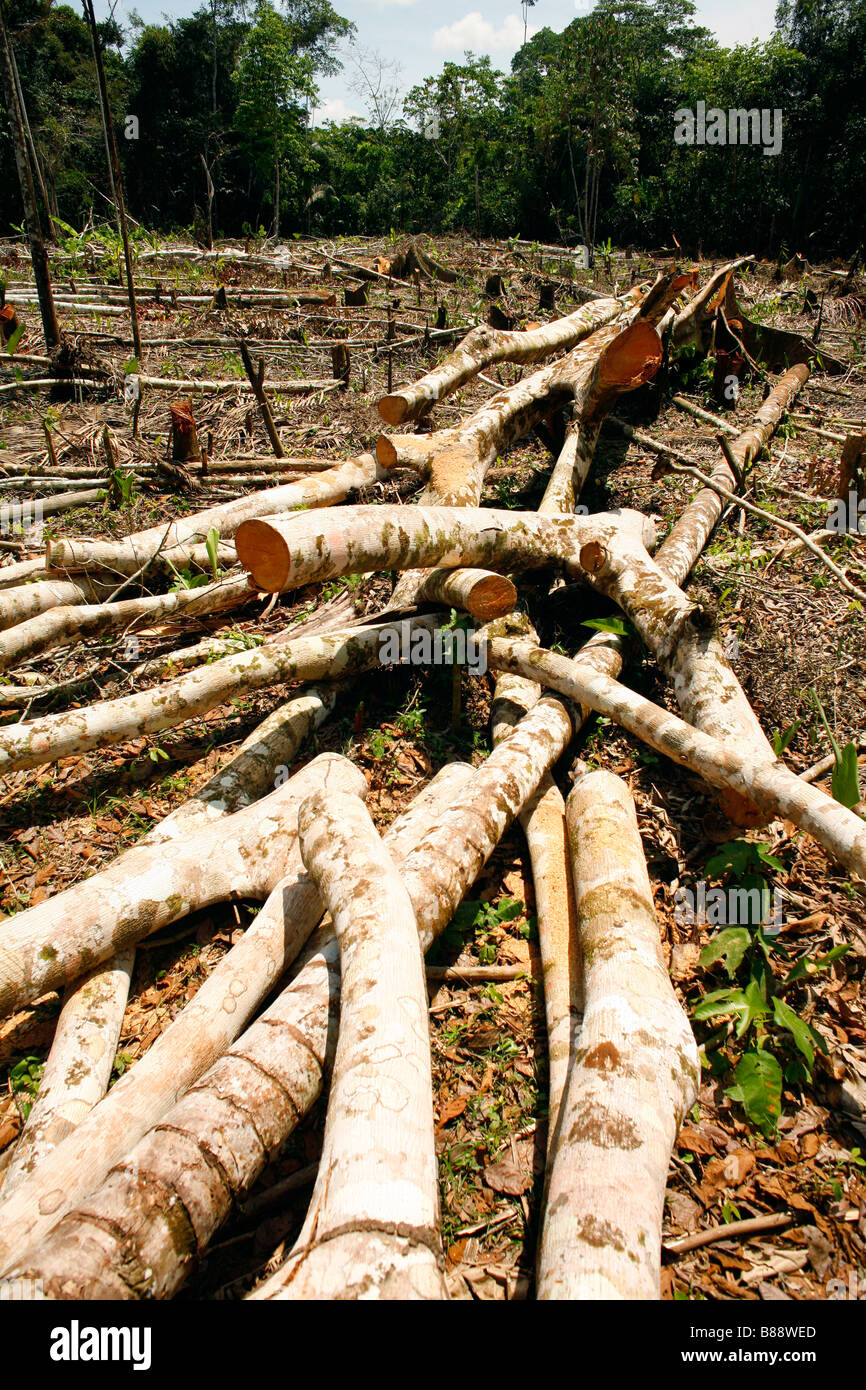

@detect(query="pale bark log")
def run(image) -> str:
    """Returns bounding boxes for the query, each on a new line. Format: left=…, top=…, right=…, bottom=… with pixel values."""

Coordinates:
left=0, top=751, right=364, bottom=1018
left=413, top=567, right=517, bottom=621
left=0, top=577, right=109, bottom=633
left=0, top=952, right=135, bottom=1199
left=1, top=686, right=336, bottom=1191
left=0, top=752, right=366, bottom=1274
left=42, top=455, right=382, bottom=580
left=491, top=655, right=580, bottom=1139
left=377, top=292, right=640, bottom=425
left=383, top=281, right=684, bottom=613
left=5, top=698, right=573, bottom=1294
left=486, top=639, right=866, bottom=881
left=0, top=614, right=438, bottom=773
left=656, top=364, right=810, bottom=587
left=0, top=575, right=252, bottom=673
left=376, top=320, right=663, bottom=505
left=537, top=770, right=700, bottom=1300
left=250, top=790, right=446, bottom=1300
left=235, top=503, right=657, bottom=595
left=1, top=765, right=474, bottom=1295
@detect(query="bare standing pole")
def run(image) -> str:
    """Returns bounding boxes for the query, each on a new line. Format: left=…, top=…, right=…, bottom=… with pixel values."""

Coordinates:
left=81, top=0, right=142, bottom=361
left=0, top=0, right=62, bottom=351
left=8, top=34, right=56, bottom=241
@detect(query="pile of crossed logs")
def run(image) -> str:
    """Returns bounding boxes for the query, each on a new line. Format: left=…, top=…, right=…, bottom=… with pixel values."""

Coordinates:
left=1, top=260, right=863, bottom=1301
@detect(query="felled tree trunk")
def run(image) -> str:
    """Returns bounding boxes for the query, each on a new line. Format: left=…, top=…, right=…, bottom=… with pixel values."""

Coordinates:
left=413, top=566, right=517, bottom=621
left=0, top=764, right=473, bottom=1293
left=1, top=685, right=337, bottom=1192
left=377, top=292, right=638, bottom=426
left=491, top=648, right=580, bottom=1137
left=41, top=455, right=382, bottom=581
left=0, top=753, right=366, bottom=1274
left=0, top=574, right=252, bottom=674
left=3, top=695, right=573, bottom=1294
left=486, top=638, right=866, bottom=881
left=0, top=752, right=365, bottom=1019
left=0, top=614, right=438, bottom=773
left=250, top=791, right=446, bottom=1301
left=0, top=952, right=135, bottom=1198
left=235, top=503, right=657, bottom=595
left=537, top=770, right=699, bottom=1299
left=376, top=320, right=663, bottom=505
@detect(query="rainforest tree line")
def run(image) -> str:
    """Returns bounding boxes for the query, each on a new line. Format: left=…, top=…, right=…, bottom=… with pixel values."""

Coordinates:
left=1, top=0, right=864, bottom=259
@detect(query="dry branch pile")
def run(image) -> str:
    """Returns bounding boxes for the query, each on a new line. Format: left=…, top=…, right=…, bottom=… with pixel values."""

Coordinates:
left=0, top=233, right=864, bottom=1303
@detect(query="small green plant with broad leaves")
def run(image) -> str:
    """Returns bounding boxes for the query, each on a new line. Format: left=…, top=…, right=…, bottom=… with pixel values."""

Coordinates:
left=691, top=914, right=850, bottom=1136
left=10, top=1055, right=44, bottom=1120
left=810, top=689, right=863, bottom=810
left=437, top=896, right=524, bottom=965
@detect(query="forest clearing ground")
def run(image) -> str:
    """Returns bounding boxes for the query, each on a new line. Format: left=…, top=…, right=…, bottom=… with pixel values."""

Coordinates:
left=0, top=234, right=864, bottom=1299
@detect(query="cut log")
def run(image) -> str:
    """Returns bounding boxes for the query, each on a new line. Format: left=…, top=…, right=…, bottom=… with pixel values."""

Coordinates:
left=0, top=952, right=135, bottom=1199
left=40, top=455, right=382, bottom=582
left=0, top=752, right=365, bottom=1019
left=250, top=791, right=446, bottom=1300
left=0, top=574, right=252, bottom=674
left=235, top=503, right=657, bottom=595
left=0, top=614, right=439, bottom=773
left=377, top=292, right=638, bottom=426
left=491, top=643, right=579, bottom=1138
left=0, top=764, right=474, bottom=1294
left=537, top=770, right=699, bottom=1299
left=0, top=752, right=366, bottom=1274
left=376, top=319, right=663, bottom=503
left=1, top=695, right=572, bottom=1294
left=414, top=567, right=517, bottom=621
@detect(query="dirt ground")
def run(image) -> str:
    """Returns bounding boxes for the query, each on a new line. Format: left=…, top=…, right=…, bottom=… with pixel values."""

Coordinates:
left=0, top=233, right=864, bottom=1300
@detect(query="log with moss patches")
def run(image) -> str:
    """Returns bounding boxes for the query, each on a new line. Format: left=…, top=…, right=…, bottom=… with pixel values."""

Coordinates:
left=537, top=770, right=699, bottom=1300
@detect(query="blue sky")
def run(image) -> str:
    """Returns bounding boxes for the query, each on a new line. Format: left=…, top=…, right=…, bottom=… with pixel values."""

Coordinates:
left=92, top=1, right=779, bottom=123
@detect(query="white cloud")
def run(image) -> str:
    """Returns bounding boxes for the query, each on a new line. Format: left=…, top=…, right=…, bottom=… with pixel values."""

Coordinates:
left=311, top=96, right=363, bottom=126
left=433, top=12, right=537, bottom=54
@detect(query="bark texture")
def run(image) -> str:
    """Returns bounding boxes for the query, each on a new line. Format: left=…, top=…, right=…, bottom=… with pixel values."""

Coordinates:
left=377, top=291, right=639, bottom=425
left=1, top=766, right=473, bottom=1295
left=5, top=698, right=572, bottom=1295
left=0, top=615, right=438, bottom=773
left=250, top=791, right=446, bottom=1300
left=235, top=503, right=657, bottom=595
left=486, top=639, right=866, bottom=881
left=0, top=753, right=366, bottom=1274
left=537, top=770, right=699, bottom=1300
